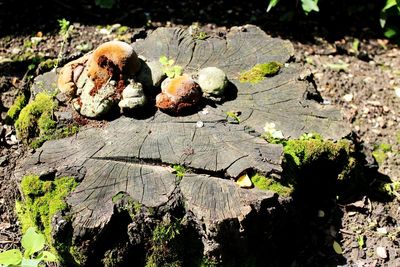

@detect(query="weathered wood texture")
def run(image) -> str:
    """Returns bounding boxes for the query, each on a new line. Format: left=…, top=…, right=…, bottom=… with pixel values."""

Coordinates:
left=17, top=25, right=349, bottom=264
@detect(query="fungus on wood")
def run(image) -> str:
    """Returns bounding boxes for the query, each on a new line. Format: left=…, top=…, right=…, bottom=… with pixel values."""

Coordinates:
left=16, top=25, right=350, bottom=266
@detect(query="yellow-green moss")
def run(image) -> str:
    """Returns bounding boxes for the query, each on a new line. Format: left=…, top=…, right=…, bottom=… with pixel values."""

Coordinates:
left=30, top=124, right=79, bottom=150
left=372, top=143, right=392, bottom=164
left=5, top=94, right=28, bottom=124
left=16, top=175, right=78, bottom=247
left=251, top=174, right=293, bottom=197
left=239, top=62, right=282, bottom=83
left=15, top=92, right=57, bottom=142
left=283, top=138, right=351, bottom=167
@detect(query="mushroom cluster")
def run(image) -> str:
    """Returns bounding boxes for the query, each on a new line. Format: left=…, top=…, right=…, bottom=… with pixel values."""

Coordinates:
left=57, top=40, right=229, bottom=118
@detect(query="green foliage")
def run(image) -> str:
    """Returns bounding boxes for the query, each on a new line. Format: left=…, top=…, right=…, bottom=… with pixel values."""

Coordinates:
left=383, top=181, right=400, bottom=198
left=95, top=0, right=117, bottom=9
left=5, top=93, right=28, bottom=124
left=267, top=0, right=319, bottom=14
left=58, top=18, right=71, bottom=37
left=226, top=111, right=241, bottom=123
left=251, top=174, right=293, bottom=197
left=301, top=0, right=320, bottom=14
left=30, top=124, right=79, bottom=149
left=16, top=175, right=78, bottom=249
left=372, top=143, right=392, bottom=164
left=239, top=62, right=281, bottom=83
left=357, top=235, right=365, bottom=249
left=0, top=227, right=57, bottom=267
left=55, top=18, right=74, bottom=69
left=380, top=0, right=400, bottom=38
left=159, top=56, right=183, bottom=78
left=172, top=165, right=186, bottom=178
left=14, top=92, right=57, bottom=144
left=145, top=220, right=183, bottom=267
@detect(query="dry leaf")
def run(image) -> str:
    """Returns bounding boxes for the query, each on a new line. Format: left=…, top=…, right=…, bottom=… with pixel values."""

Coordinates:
left=236, top=174, right=252, bottom=188
left=333, top=240, right=343, bottom=254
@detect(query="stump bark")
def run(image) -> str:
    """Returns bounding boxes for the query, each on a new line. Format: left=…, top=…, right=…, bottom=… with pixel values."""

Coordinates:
left=17, top=25, right=350, bottom=266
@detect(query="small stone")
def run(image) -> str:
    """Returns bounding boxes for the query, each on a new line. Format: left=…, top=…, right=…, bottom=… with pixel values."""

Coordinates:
left=196, top=121, right=204, bottom=128
left=197, top=67, right=228, bottom=96
left=395, top=88, right=400, bottom=98
left=376, top=246, right=387, bottom=259
left=54, top=111, right=73, bottom=123
left=376, top=227, right=387, bottom=235
left=343, top=93, right=353, bottom=102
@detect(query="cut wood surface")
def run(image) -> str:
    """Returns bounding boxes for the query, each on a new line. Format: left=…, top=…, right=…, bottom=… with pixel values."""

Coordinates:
left=17, top=25, right=349, bottom=262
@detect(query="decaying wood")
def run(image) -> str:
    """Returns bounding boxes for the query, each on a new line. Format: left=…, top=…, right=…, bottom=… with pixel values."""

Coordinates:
left=16, top=25, right=350, bottom=264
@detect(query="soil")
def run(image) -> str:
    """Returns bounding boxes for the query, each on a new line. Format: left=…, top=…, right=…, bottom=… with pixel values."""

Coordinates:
left=0, top=1, right=399, bottom=266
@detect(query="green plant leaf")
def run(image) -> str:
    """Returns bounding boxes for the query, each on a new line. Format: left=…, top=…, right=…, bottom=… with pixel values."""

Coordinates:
left=173, top=65, right=183, bottom=77
left=95, top=0, right=116, bottom=9
left=21, top=227, right=45, bottom=258
left=267, top=0, right=280, bottom=12
left=383, top=0, right=397, bottom=11
left=384, top=26, right=398, bottom=38
left=333, top=240, right=343, bottom=254
left=36, top=251, right=57, bottom=262
left=159, top=56, right=169, bottom=66
left=20, top=258, right=41, bottom=267
left=301, top=0, right=319, bottom=13
left=168, top=59, right=175, bottom=66
left=165, top=69, right=175, bottom=78
left=0, top=249, right=23, bottom=265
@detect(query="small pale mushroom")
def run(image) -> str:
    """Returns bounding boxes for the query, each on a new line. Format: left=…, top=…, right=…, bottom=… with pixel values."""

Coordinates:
left=118, top=80, right=147, bottom=110
left=156, top=74, right=202, bottom=114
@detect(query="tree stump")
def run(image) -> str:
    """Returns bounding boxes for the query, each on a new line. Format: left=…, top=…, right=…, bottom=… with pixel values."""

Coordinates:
left=16, top=25, right=350, bottom=266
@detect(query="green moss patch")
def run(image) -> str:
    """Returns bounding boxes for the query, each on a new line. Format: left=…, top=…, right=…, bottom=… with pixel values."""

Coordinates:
left=283, top=137, right=351, bottom=169
left=5, top=93, right=29, bottom=124
left=15, top=92, right=57, bottom=142
left=372, top=143, right=392, bottom=164
left=14, top=92, right=79, bottom=148
left=251, top=174, right=293, bottom=197
left=16, top=175, right=78, bottom=247
left=239, top=62, right=282, bottom=83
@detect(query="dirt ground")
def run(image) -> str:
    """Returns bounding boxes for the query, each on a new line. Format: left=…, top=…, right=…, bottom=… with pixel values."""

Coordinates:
left=0, top=1, right=399, bottom=266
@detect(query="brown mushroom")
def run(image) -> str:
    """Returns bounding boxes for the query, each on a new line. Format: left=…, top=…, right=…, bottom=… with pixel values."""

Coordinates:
left=156, top=74, right=202, bottom=114
left=86, top=40, right=141, bottom=89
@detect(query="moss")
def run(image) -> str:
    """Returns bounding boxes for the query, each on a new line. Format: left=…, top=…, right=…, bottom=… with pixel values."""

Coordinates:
left=145, top=220, right=183, bottom=267
left=5, top=93, right=28, bottom=124
left=30, top=124, right=79, bottom=149
left=251, top=174, right=293, bottom=197
left=15, top=92, right=57, bottom=142
left=239, top=62, right=282, bottom=83
left=372, top=150, right=387, bottom=164
left=283, top=137, right=351, bottom=167
left=37, top=58, right=57, bottom=72
left=372, top=143, right=392, bottom=164
left=116, top=25, right=129, bottom=35
left=16, top=175, right=78, bottom=248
